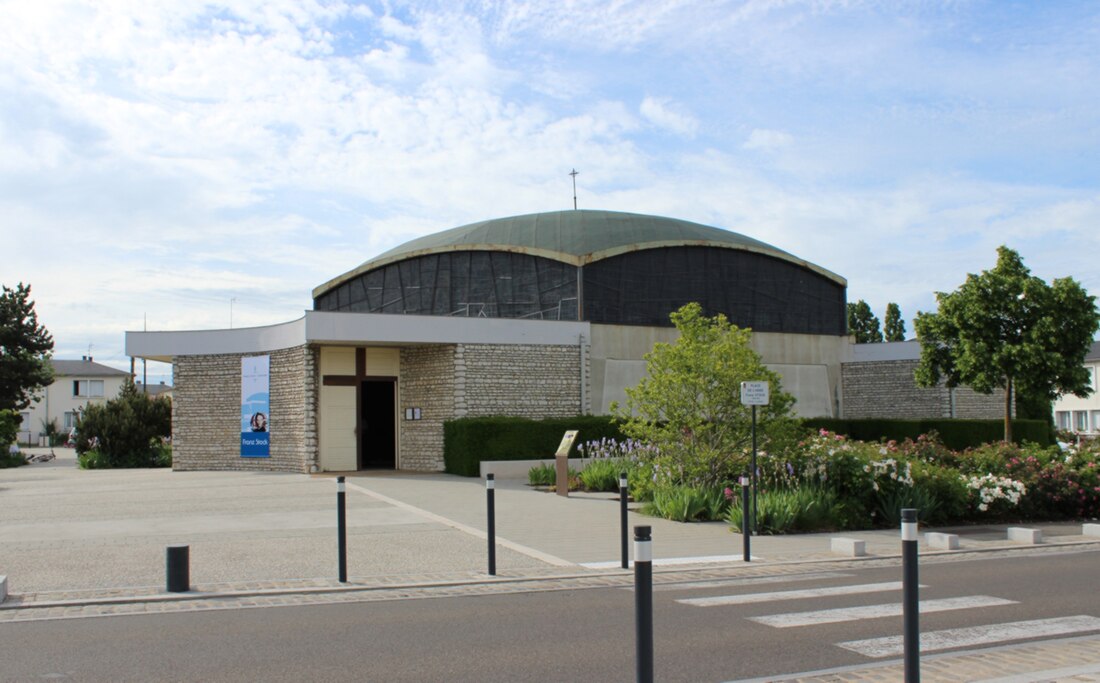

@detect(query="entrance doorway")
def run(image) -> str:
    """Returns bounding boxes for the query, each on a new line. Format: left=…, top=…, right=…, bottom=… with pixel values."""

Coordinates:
left=359, top=379, right=396, bottom=469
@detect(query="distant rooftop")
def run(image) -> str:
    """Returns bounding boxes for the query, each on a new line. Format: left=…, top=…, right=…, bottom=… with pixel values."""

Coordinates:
left=51, top=358, right=129, bottom=377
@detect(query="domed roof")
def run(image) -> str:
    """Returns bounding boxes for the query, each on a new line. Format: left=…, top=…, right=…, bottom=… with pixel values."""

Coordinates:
left=314, top=209, right=844, bottom=298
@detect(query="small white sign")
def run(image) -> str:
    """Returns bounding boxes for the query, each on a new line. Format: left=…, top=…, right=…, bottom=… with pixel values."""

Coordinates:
left=740, top=381, right=770, bottom=406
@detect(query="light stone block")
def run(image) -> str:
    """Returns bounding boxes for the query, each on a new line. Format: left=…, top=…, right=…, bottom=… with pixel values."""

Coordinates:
left=1007, top=527, right=1042, bottom=544
left=831, top=538, right=866, bottom=557
left=1083, top=524, right=1100, bottom=537
left=924, top=532, right=960, bottom=550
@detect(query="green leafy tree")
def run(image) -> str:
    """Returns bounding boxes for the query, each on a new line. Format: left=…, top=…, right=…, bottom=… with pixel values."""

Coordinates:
left=884, top=302, right=906, bottom=342
left=0, top=283, right=54, bottom=411
left=612, top=303, right=798, bottom=489
left=847, top=300, right=884, bottom=343
left=76, top=379, right=172, bottom=468
left=915, top=246, right=1099, bottom=442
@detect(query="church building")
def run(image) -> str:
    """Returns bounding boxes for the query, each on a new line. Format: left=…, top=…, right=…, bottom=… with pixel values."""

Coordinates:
left=126, top=209, right=865, bottom=473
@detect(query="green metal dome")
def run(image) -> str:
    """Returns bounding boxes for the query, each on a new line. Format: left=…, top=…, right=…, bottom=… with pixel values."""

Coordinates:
left=314, top=210, right=843, bottom=298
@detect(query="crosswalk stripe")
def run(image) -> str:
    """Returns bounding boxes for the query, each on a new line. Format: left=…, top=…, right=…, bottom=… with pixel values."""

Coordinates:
left=750, top=595, right=1017, bottom=628
left=677, top=581, right=916, bottom=607
left=653, top=571, right=852, bottom=592
left=838, top=615, right=1100, bottom=658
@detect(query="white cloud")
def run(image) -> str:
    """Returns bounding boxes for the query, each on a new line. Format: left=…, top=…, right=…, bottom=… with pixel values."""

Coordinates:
left=743, top=128, right=794, bottom=150
left=639, top=97, right=697, bottom=137
left=1, top=0, right=1098, bottom=382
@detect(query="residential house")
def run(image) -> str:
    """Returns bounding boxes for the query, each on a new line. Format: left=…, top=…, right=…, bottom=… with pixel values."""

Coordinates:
left=17, top=358, right=129, bottom=445
left=1053, top=340, right=1100, bottom=435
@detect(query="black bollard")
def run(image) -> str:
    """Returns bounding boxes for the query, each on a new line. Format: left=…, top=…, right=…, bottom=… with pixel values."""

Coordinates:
left=634, top=526, right=653, bottom=683
left=902, top=508, right=920, bottom=682
left=486, top=473, right=496, bottom=576
left=740, top=475, right=751, bottom=562
left=337, top=475, right=347, bottom=583
left=166, top=545, right=190, bottom=593
left=620, top=472, right=629, bottom=570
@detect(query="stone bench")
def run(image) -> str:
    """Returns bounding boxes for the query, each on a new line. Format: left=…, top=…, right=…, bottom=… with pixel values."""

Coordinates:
left=1083, top=523, right=1100, bottom=538
left=1007, top=527, right=1043, bottom=544
left=831, top=537, right=866, bottom=557
left=924, top=532, right=960, bottom=550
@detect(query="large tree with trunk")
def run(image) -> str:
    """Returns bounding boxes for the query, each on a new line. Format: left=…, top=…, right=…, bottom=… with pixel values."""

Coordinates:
left=914, top=246, right=1098, bottom=442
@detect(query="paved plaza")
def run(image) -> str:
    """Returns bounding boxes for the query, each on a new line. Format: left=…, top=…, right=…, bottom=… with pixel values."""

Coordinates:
left=3, top=448, right=1100, bottom=681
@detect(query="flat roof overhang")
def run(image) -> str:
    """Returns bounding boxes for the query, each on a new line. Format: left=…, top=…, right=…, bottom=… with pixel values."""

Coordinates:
left=125, top=311, right=592, bottom=362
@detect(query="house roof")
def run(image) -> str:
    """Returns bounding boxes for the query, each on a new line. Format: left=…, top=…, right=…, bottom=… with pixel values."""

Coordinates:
left=313, top=209, right=845, bottom=299
left=51, top=359, right=129, bottom=377
left=1088, top=340, right=1100, bottom=362
left=136, top=382, right=173, bottom=396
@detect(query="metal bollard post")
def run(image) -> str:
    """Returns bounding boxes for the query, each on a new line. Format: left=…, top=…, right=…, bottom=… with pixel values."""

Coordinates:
left=620, top=472, right=629, bottom=569
left=634, top=526, right=654, bottom=683
left=337, top=475, right=347, bottom=583
left=486, top=473, right=496, bottom=576
left=902, top=508, right=920, bottom=683
left=740, top=475, right=751, bottom=562
left=166, top=545, right=190, bottom=593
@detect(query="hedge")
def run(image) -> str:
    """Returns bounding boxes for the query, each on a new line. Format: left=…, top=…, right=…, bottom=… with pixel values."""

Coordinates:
left=443, top=415, right=623, bottom=476
left=443, top=414, right=1056, bottom=477
left=801, top=418, right=1055, bottom=450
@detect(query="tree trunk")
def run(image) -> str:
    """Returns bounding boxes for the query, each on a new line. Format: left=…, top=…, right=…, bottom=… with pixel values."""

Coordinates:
left=1004, top=376, right=1013, bottom=443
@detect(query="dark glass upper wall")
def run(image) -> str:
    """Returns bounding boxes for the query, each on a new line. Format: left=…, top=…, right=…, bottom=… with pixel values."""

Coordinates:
left=583, top=247, right=846, bottom=334
left=314, top=246, right=846, bottom=335
left=313, top=251, right=579, bottom=321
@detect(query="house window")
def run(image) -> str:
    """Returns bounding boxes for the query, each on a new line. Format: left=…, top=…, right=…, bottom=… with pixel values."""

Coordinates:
left=63, top=412, right=77, bottom=429
left=1056, top=411, right=1071, bottom=430
left=1074, top=411, right=1089, bottom=431
left=73, top=380, right=104, bottom=397
left=1091, top=411, right=1100, bottom=433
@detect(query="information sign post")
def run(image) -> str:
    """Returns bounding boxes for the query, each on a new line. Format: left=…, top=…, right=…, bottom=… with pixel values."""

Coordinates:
left=554, top=430, right=579, bottom=498
left=740, top=381, right=769, bottom=535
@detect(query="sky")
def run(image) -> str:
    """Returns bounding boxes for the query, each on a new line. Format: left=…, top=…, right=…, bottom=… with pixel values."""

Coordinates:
left=2, top=0, right=1098, bottom=385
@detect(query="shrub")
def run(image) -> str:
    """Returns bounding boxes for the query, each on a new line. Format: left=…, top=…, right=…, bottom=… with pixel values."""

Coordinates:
left=0, top=409, right=18, bottom=447
left=727, top=486, right=842, bottom=534
left=643, top=486, right=728, bottom=522
left=803, top=418, right=1055, bottom=450
left=527, top=462, right=556, bottom=487
left=578, top=458, right=624, bottom=492
left=443, top=415, right=623, bottom=476
left=75, top=380, right=171, bottom=468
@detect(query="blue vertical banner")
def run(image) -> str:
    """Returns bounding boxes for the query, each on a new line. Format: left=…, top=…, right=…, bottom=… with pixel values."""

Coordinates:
left=241, top=355, right=270, bottom=457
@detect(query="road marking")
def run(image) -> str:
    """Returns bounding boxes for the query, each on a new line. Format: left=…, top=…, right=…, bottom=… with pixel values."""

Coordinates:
left=344, top=480, right=575, bottom=567
left=838, top=615, right=1100, bottom=658
left=653, top=572, right=853, bottom=592
left=751, top=595, right=1016, bottom=627
left=677, top=581, right=914, bottom=607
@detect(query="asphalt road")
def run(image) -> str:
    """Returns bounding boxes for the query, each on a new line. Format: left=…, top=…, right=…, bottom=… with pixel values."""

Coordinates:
left=3, top=549, right=1100, bottom=682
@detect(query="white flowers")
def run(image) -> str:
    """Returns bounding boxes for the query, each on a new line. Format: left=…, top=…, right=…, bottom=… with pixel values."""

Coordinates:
left=963, top=473, right=1026, bottom=510
left=868, top=458, right=914, bottom=487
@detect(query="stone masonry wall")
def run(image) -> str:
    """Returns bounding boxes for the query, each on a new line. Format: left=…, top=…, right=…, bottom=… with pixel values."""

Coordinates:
left=399, top=345, right=456, bottom=471
left=397, top=343, right=582, bottom=471
left=842, top=359, right=1007, bottom=420
left=461, top=343, right=582, bottom=418
left=173, top=346, right=310, bottom=472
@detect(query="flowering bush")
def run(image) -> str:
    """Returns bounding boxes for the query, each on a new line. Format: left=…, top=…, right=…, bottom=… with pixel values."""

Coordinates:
left=963, top=473, right=1027, bottom=518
